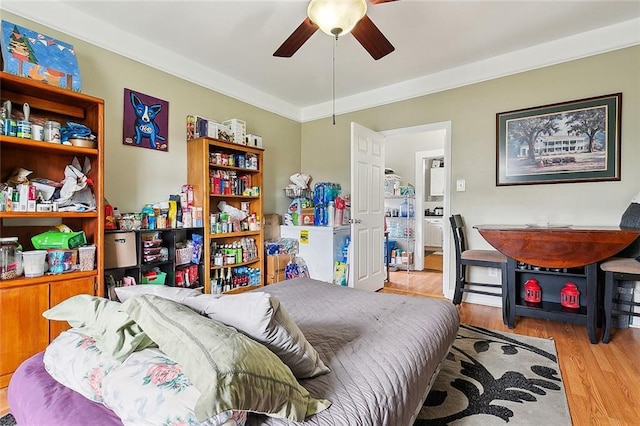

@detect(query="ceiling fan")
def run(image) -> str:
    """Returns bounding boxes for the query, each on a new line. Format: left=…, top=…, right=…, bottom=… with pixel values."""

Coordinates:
left=274, top=0, right=397, bottom=60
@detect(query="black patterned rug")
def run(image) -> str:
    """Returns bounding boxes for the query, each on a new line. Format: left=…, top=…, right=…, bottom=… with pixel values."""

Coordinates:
left=414, top=324, right=572, bottom=425
left=0, top=413, right=15, bottom=426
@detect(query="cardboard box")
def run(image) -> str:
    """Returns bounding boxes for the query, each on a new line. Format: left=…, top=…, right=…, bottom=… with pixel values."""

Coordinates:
left=245, top=134, right=262, bottom=147
left=267, top=271, right=287, bottom=285
left=208, top=123, right=234, bottom=143
left=263, top=214, right=281, bottom=241
left=186, top=114, right=214, bottom=140
left=300, top=208, right=314, bottom=226
left=223, top=118, right=246, bottom=144
left=266, top=254, right=291, bottom=273
left=104, top=232, right=137, bottom=269
left=400, top=252, right=414, bottom=266
left=266, top=254, right=291, bottom=284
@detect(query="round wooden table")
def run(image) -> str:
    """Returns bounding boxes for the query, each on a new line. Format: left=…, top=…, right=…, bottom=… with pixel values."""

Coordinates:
left=474, top=224, right=640, bottom=343
left=474, top=225, right=640, bottom=269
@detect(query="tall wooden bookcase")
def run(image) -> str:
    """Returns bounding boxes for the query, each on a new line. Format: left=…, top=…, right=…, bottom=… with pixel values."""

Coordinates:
left=0, top=72, right=104, bottom=387
left=187, top=137, right=264, bottom=294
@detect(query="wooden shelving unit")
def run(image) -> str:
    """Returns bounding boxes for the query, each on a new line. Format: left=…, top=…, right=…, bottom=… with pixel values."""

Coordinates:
left=0, top=72, right=104, bottom=387
left=507, top=258, right=598, bottom=343
left=187, top=137, right=264, bottom=294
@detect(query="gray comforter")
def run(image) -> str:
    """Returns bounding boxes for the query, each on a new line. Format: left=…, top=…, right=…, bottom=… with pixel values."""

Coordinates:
left=249, top=278, right=460, bottom=426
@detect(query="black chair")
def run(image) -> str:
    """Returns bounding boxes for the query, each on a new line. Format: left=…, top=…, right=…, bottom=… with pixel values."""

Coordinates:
left=450, top=214, right=509, bottom=325
left=600, top=257, right=640, bottom=343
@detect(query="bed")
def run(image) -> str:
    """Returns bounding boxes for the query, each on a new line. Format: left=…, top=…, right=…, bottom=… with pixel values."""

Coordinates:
left=8, top=277, right=459, bottom=426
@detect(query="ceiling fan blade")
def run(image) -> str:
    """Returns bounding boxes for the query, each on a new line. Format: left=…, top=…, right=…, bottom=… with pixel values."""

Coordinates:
left=370, top=0, right=398, bottom=3
left=351, top=15, right=395, bottom=60
left=274, top=17, right=319, bottom=57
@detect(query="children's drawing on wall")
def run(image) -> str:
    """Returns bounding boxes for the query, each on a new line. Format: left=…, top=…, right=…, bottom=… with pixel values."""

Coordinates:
left=0, top=20, right=81, bottom=91
left=123, top=88, right=169, bottom=152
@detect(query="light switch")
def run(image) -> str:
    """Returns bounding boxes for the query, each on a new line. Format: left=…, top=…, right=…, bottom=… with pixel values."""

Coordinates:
left=456, top=179, right=466, bottom=192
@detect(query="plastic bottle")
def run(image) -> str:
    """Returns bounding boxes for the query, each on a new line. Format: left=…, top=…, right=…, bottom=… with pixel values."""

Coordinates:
left=226, top=267, right=233, bottom=289
left=105, top=203, right=116, bottom=230
left=334, top=196, right=345, bottom=226
left=400, top=199, right=408, bottom=217
left=328, top=201, right=335, bottom=227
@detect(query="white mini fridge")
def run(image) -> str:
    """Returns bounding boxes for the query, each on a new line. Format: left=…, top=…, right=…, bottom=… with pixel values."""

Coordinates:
left=280, top=225, right=351, bottom=285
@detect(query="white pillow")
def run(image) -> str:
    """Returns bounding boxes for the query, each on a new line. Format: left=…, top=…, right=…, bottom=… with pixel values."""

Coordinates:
left=114, top=285, right=202, bottom=303
left=182, top=292, right=330, bottom=379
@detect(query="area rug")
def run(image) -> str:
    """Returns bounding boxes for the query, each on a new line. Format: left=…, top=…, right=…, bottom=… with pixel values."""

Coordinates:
left=414, top=324, right=572, bottom=425
left=0, top=414, right=15, bottom=426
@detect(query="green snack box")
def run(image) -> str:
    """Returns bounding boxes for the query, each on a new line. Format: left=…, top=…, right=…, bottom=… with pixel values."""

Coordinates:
left=31, top=231, right=87, bottom=249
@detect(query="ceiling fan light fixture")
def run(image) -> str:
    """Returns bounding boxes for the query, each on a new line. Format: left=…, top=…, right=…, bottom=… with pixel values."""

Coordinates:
left=307, top=0, right=367, bottom=37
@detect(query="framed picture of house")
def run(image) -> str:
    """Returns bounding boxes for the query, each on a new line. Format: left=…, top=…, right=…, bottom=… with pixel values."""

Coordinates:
left=496, top=93, right=622, bottom=186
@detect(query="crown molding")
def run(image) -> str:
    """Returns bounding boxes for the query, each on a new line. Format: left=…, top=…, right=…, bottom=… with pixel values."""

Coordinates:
left=1, top=1, right=303, bottom=121
left=3, top=2, right=638, bottom=124
left=301, top=17, right=640, bottom=122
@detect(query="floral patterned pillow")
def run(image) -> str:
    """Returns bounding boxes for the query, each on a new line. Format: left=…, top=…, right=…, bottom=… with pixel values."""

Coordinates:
left=44, top=329, right=247, bottom=425
left=43, top=329, right=122, bottom=403
left=101, top=347, right=247, bottom=426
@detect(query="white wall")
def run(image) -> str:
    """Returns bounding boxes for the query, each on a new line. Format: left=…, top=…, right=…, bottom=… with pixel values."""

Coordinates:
left=385, top=130, right=445, bottom=188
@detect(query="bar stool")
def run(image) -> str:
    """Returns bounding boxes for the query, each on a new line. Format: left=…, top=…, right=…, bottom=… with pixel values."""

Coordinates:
left=600, top=257, right=640, bottom=343
left=450, top=214, right=509, bottom=325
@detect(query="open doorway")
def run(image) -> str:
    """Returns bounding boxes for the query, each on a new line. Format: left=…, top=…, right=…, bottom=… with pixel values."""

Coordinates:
left=381, top=122, right=451, bottom=298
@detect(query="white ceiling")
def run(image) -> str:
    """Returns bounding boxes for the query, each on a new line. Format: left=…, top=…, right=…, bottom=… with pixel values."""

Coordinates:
left=3, top=1, right=640, bottom=122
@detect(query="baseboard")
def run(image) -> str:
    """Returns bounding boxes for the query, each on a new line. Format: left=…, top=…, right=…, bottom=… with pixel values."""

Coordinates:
left=462, top=292, right=502, bottom=309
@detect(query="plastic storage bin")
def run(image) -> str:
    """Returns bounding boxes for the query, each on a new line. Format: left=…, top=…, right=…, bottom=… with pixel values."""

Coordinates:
left=141, top=271, right=167, bottom=284
left=22, top=250, right=47, bottom=277
left=47, top=249, right=77, bottom=274
left=104, top=232, right=137, bottom=269
left=78, top=245, right=96, bottom=271
left=0, top=237, right=22, bottom=280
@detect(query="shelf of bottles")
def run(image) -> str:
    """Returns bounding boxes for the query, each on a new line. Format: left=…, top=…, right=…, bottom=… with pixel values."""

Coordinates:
left=384, top=194, right=415, bottom=271
left=210, top=210, right=260, bottom=235
left=208, top=150, right=259, bottom=197
left=210, top=237, right=261, bottom=294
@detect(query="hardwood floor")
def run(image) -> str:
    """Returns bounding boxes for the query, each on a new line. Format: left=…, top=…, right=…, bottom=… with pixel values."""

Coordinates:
left=0, top=388, right=6, bottom=417
left=383, top=270, right=640, bottom=425
left=2, top=270, right=639, bottom=424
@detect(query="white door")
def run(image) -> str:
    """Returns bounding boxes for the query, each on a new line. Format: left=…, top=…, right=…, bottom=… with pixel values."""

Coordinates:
left=350, top=123, right=385, bottom=291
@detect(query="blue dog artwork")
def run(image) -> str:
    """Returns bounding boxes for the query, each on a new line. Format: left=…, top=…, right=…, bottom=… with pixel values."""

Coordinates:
left=123, top=88, right=169, bottom=151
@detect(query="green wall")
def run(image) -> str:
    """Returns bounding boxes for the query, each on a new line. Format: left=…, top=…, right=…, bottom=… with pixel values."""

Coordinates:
left=301, top=46, right=640, bottom=251
left=5, top=11, right=639, bottom=240
left=2, top=12, right=302, bottom=216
